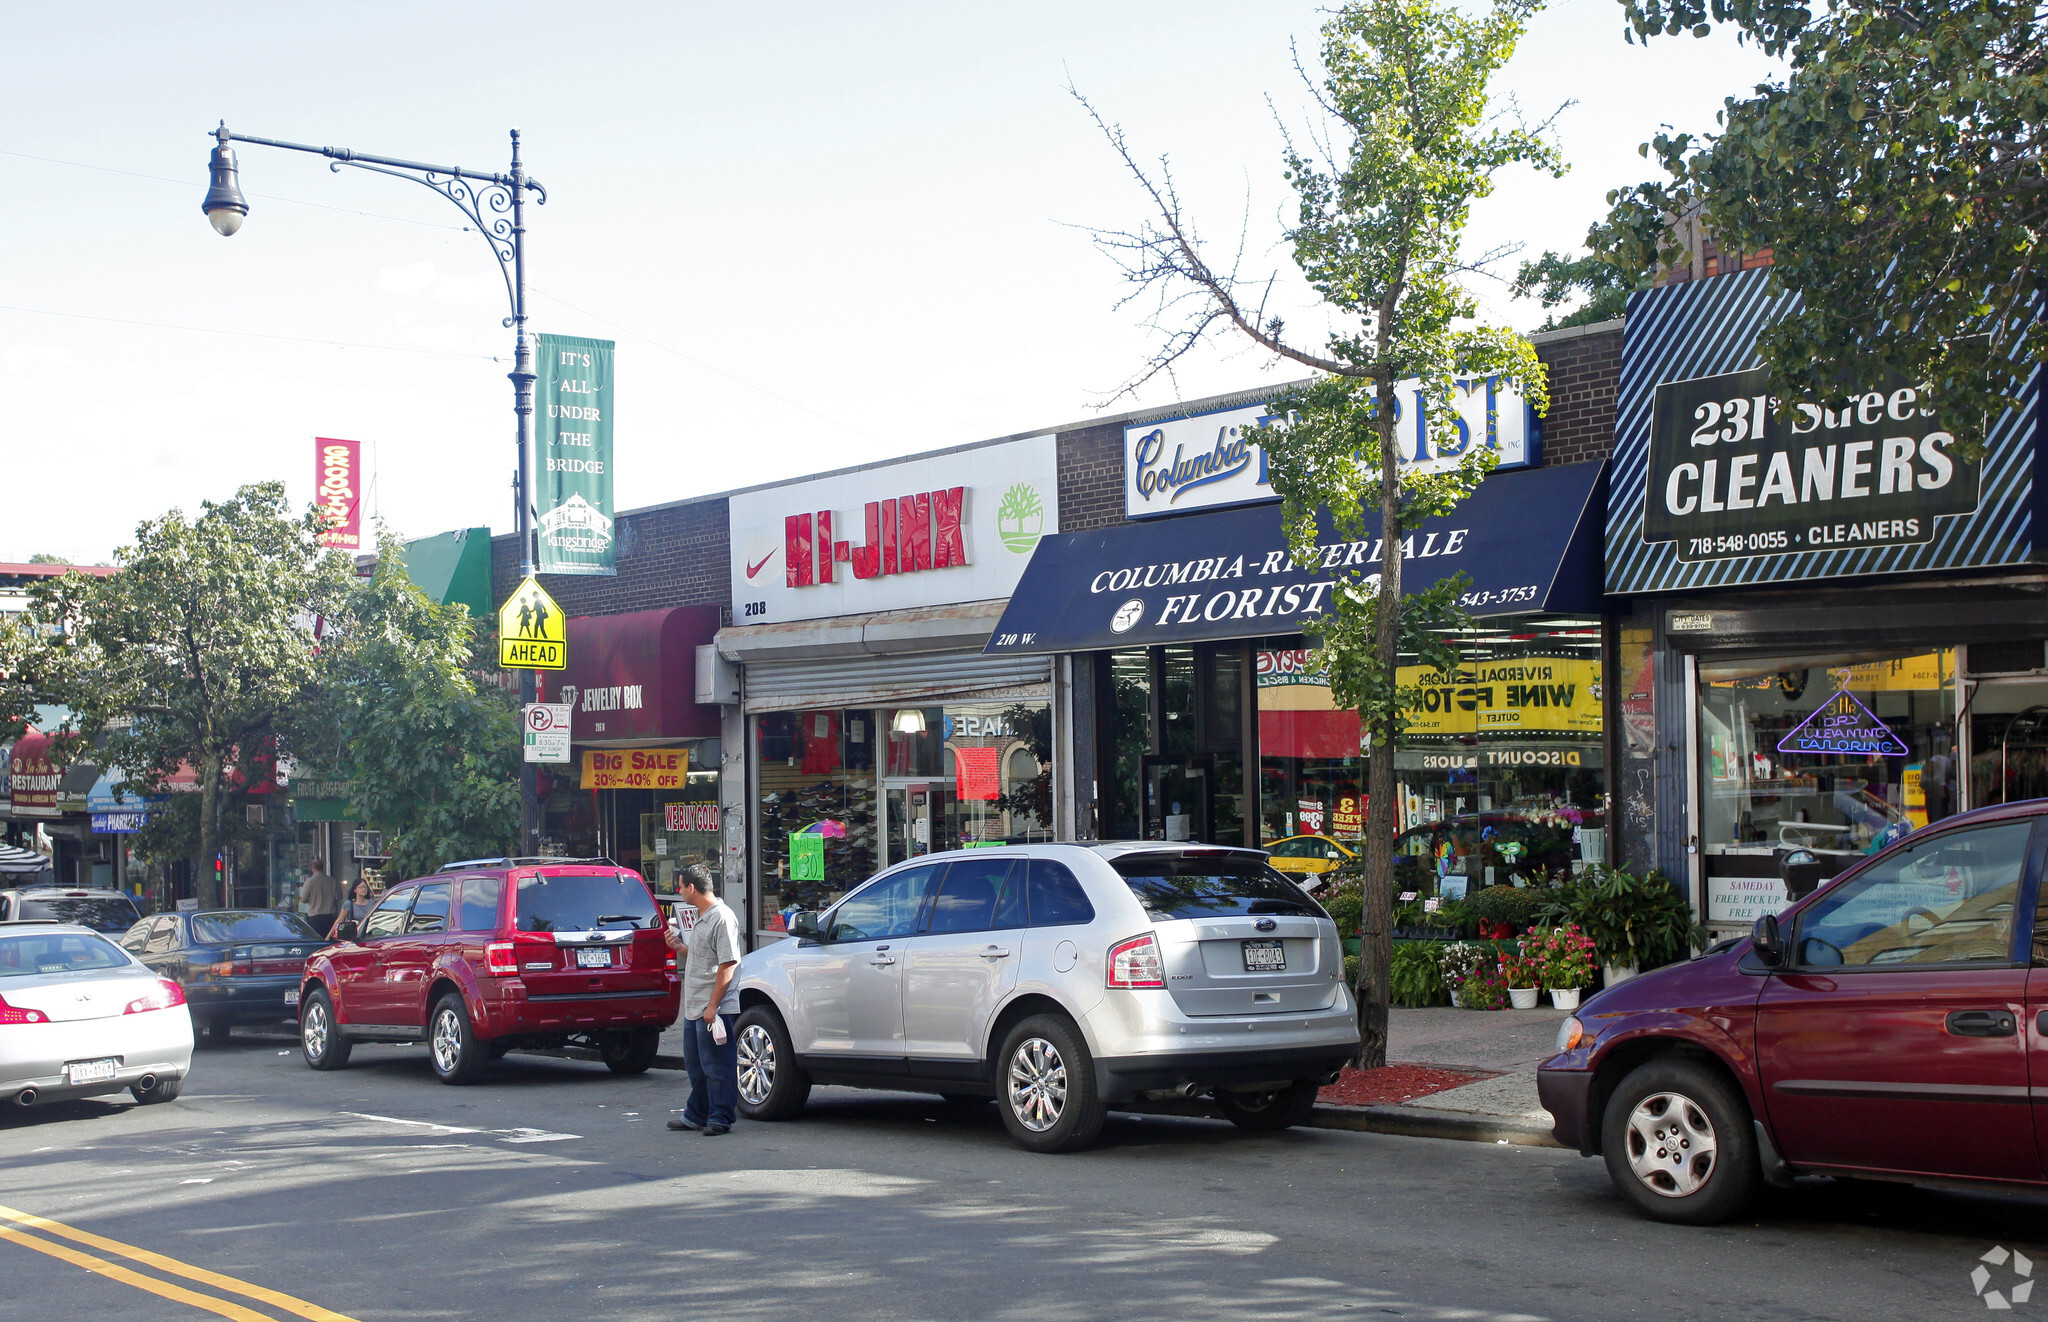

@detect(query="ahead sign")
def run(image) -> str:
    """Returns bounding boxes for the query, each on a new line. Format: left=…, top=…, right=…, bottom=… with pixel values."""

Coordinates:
left=499, top=577, right=567, bottom=670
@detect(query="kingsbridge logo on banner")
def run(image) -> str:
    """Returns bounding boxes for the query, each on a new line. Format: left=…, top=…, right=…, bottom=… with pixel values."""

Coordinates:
left=1122, top=377, right=1536, bottom=519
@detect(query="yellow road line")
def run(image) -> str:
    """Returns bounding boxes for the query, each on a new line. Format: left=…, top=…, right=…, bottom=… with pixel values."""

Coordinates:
left=0, top=1204, right=358, bottom=1322
left=0, top=1223, right=274, bottom=1322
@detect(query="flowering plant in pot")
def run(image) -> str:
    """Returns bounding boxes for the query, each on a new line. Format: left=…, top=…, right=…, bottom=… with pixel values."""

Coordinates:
left=1533, top=924, right=1596, bottom=1009
left=1458, top=962, right=1509, bottom=1011
left=1500, top=944, right=1542, bottom=1009
left=1438, top=941, right=1490, bottom=1008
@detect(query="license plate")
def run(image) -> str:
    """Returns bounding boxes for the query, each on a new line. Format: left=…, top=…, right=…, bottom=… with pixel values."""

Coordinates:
left=66, top=1058, right=119, bottom=1085
left=575, top=947, right=613, bottom=969
left=284, top=988, right=300, bottom=1007
left=1242, top=939, right=1286, bottom=972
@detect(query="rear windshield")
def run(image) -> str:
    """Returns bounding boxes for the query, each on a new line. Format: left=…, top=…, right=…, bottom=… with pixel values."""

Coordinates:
left=21, top=895, right=142, bottom=933
left=0, top=931, right=130, bottom=976
left=515, top=873, right=657, bottom=932
left=192, top=911, right=319, bottom=944
left=1112, top=855, right=1324, bottom=920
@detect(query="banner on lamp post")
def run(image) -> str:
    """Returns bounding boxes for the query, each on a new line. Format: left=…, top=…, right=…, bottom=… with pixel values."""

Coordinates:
left=535, top=333, right=616, bottom=576
left=314, top=438, right=364, bottom=552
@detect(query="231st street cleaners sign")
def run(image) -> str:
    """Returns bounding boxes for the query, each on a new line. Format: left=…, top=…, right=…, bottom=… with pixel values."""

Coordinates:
left=536, top=333, right=616, bottom=577
left=1642, top=367, right=1980, bottom=563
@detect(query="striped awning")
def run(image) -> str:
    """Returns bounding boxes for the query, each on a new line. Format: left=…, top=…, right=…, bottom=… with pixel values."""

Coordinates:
left=0, top=844, right=53, bottom=874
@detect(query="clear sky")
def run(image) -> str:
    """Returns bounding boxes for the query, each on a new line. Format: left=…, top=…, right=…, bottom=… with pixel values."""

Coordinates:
left=1, top=2, right=1775, bottom=563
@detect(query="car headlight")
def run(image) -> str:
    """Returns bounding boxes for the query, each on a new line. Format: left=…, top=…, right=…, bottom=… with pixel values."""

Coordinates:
left=1555, top=1015, right=1586, bottom=1053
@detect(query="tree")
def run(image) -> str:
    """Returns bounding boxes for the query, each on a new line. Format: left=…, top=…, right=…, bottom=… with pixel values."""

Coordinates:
left=1599, top=0, right=2047, bottom=449
left=0, top=484, right=351, bottom=906
left=307, top=534, right=519, bottom=880
left=26, top=553, right=70, bottom=565
left=1513, top=222, right=1642, bottom=328
left=1078, top=0, right=1558, bottom=1065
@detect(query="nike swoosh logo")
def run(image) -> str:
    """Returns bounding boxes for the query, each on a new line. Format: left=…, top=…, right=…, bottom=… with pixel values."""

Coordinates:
left=746, top=552, right=775, bottom=578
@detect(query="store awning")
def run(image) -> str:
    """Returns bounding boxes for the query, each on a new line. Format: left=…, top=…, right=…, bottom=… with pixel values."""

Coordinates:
left=404, top=527, right=494, bottom=618
left=546, top=606, right=723, bottom=747
left=982, top=460, right=1607, bottom=656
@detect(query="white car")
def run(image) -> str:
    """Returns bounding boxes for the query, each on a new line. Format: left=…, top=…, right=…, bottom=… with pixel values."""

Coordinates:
left=734, top=842, right=1360, bottom=1152
left=0, top=923, right=193, bottom=1107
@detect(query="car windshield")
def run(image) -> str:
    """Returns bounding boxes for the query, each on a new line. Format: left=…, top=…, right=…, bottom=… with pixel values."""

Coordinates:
left=20, top=894, right=142, bottom=933
left=191, top=911, right=320, bottom=944
left=515, top=872, right=657, bottom=932
left=0, top=931, right=131, bottom=976
left=1111, top=854, right=1324, bottom=920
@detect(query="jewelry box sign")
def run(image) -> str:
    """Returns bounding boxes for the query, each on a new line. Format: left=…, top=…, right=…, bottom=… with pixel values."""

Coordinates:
left=1642, top=367, right=1980, bottom=563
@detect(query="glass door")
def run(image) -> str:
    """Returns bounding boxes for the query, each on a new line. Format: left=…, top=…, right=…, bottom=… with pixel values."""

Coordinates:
left=882, top=778, right=958, bottom=866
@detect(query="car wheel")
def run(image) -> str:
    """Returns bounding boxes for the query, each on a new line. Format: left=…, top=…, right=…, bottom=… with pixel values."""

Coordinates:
left=429, top=993, right=487, bottom=1086
left=1213, top=1080, right=1320, bottom=1132
left=735, top=1007, right=810, bottom=1121
left=996, top=1014, right=1106, bottom=1154
left=1601, top=1058, right=1759, bottom=1225
left=131, top=1075, right=183, bottom=1105
left=601, top=1028, right=661, bottom=1076
left=300, top=990, right=352, bottom=1071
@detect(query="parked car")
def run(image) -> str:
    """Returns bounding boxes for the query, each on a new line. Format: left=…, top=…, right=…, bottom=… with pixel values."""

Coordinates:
left=119, top=909, right=324, bottom=1044
left=298, top=859, right=679, bottom=1084
left=1538, top=798, right=2048, bottom=1224
left=0, top=923, right=192, bottom=1107
left=734, top=842, right=1359, bottom=1152
left=1262, top=834, right=1357, bottom=886
left=0, top=885, right=142, bottom=934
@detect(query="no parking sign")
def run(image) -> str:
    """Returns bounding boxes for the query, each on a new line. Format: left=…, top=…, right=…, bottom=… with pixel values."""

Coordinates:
left=523, top=703, right=572, bottom=764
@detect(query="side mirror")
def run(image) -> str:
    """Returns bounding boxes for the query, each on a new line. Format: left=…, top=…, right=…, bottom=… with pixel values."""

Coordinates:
left=1751, top=913, right=1785, bottom=967
left=334, top=919, right=359, bottom=943
left=789, top=911, right=820, bottom=940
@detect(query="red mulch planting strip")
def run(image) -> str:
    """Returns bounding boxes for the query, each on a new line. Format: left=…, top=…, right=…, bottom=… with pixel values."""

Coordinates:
left=1318, top=1063, right=1495, bottom=1108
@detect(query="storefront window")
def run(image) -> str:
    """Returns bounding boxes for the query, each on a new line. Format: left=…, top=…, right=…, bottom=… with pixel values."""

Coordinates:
left=640, top=743, right=722, bottom=891
left=1698, top=650, right=1956, bottom=926
left=1107, top=651, right=1151, bottom=838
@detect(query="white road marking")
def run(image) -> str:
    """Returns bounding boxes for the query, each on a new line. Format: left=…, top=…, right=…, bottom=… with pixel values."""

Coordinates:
left=180, top=1179, right=212, bottom=1185
left=337, top=1112, right=579, bottom=1144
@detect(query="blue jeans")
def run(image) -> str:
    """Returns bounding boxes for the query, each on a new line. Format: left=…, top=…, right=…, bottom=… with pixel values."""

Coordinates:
left=681, top=1012, right=738, bottom=1128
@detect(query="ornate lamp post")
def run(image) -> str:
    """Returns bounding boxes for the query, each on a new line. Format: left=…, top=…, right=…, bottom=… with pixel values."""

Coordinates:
left=203, top=121, right=546, bottom=853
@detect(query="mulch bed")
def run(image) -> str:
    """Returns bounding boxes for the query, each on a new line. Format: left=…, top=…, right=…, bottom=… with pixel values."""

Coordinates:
left=1317, top=1063, right=1496, bottom=1108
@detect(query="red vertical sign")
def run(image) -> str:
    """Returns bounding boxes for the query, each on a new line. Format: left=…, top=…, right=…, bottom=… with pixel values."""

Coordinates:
left=955, top=746, right=1000, bottom=801
left=315, top=437, right=363, bottom=551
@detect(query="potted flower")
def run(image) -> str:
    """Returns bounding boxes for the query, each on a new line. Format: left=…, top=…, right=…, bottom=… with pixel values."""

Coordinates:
left=1439, top=941, right=1488, bottom=1009
left=1536, top=923, right=1595, bottom=1010
left=1502, top=944, right=1542, bottom=1009
left=1459, top=959, right=1509, bottom=1011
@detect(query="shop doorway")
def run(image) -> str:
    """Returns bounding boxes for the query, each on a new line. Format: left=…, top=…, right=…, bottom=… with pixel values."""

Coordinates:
left=882, top=777, right=957, bottom=865
left=1142, top=756, right=1210, bottom=842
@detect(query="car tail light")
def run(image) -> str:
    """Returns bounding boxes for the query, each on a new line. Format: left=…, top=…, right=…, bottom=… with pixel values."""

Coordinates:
left=0, top=993, right=47, bottom=1025
left=209, top=954, right=253, bottom=977
left=124, top=979, right=187, bottom=1015
left=1106, top=933, right=1165, bottom=989
left=485, top=942, right=519, bottom=976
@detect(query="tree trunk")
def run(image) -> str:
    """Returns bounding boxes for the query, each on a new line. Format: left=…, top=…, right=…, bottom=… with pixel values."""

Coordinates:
left=1355, top=373, right=1406, bottom=1070
left=195, top=753, right=221, bottom=908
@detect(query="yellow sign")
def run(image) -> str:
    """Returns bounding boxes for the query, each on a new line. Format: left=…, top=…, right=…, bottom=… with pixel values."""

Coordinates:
left=1828, top=651, right=1950, bottom=692
left=1398, top=657, right=1603, bottom=738
left=498, top=577, right=567, bottom=671
left=581, top=748, right=688, bottom=791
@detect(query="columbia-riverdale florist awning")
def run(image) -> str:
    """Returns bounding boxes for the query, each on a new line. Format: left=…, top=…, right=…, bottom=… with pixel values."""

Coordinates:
left=982, top=460, right=1606, bottom=655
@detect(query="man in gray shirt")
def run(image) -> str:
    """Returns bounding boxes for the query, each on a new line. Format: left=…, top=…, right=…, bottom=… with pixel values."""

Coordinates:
left=664, top=865, right=742, bottom=1135
left=300, top=862, right=343, bottom=940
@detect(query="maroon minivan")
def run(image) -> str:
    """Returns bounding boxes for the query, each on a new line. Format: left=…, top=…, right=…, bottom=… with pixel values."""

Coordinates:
left=1539, top=799, right=2048, bottom=1223
left=299, top=860, right=680, bottom=1084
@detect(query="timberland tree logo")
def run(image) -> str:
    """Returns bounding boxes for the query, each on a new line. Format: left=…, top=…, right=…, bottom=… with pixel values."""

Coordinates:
left=1974, top=1246, right=2034, bottom=1309
left=996, top=483, right=1045, bottom=553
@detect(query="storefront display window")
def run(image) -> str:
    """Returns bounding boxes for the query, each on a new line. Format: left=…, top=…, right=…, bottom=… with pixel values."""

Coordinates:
left=1698, top=650, right=1955, bottom=926
left=755, top=700, right=1053, bottom=935
left=639, top=745, right=723, bottom=891
left=1102, top=645, right=1247, bottom=845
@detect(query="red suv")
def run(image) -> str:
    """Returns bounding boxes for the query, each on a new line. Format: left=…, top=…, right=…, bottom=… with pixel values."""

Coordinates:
left=298, top=859, right=679, bottom=1084
left=1539, top=799, right=2048, bottom=1223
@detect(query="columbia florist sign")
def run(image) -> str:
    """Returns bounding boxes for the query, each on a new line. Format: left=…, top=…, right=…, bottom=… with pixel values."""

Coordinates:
left=536, top=333, right=617, bottom=576
left=314, top=437, right=364, bottom=551
left=728, top=434, right=1058, bottom=625
left=1123, top=378, right=1536, bottom=519
left=580, top=748, right=687, bottom=790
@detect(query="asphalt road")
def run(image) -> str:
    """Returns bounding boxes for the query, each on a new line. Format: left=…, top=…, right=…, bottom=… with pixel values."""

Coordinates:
left=5, top=1031, right=2045, bottom=1322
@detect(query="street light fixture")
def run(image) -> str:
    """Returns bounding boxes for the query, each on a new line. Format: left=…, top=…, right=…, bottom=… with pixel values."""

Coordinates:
left=201, top=119, right=547, bottom=852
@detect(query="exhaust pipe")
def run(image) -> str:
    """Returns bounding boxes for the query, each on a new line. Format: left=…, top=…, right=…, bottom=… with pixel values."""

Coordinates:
left=15, top=1087, right=36, bottom=1107
left=135, top=1075, right=156, bottom=1094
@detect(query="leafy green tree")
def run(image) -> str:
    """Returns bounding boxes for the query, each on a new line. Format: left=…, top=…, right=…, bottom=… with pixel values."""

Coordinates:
left=1513, top=222, right=1641, bottom=328
left=307, top=535, right=519, bottom=880
left=0, top=484, right=351, bottom=906
left=1079, top=0, right=1558, bottom=1065
left=1599, top=0, right=2046, bottom=449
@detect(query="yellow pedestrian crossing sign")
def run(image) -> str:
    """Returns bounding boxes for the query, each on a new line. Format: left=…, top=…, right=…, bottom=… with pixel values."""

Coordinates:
left=499, top=577, right=567, bottom=670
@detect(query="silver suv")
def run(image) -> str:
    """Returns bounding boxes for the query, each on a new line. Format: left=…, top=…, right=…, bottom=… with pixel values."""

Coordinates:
left=732, top=842, right=1360, bottom=1152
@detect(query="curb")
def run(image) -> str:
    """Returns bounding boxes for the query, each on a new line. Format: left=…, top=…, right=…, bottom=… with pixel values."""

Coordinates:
left=1310, top=1103, right=1562, bottom=1148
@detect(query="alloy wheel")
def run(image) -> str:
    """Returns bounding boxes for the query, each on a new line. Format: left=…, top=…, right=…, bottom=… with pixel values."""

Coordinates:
left=431, top=1008, right=462, bottom=1075
left=1006, top=1036, right=1068, bottom=1133
left=1624, top=1090, right=1718, bottom=1197
left=302, top=1001, right=328, bottom=1059
left=737, top=1023, right=775, bottom=1105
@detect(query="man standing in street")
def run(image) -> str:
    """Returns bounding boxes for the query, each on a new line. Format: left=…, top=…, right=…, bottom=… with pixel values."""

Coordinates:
left=301, top=858, right=343, bottom=943
left=665, top=865, right=742, bottom=1136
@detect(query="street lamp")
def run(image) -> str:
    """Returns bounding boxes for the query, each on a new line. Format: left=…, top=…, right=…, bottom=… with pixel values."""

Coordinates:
left=202, top=119, right=547, bottom=854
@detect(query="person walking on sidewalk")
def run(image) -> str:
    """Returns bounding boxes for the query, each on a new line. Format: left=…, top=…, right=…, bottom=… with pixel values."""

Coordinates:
left=665, top=865, right=742, bottom=1136
left=300, top=860, right=343, bottom=943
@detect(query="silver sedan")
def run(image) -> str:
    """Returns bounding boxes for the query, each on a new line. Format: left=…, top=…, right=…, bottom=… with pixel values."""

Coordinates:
left=0, top=923, right=194, bottom=1107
